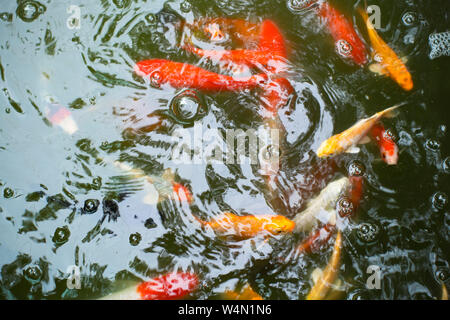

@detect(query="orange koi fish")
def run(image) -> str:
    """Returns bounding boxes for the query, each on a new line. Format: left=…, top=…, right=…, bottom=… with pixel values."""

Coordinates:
left=223, top=284, right=263, bottom=300
left=318, top=2, right=368, bottom=66
left=359, top=7, right=413, bottom=91
left=134, top=59, right=267, bottom=92
left=316, top=103, right=404, bottom=158
left=100, top=272, right=198, bottom=300
left=260, top=77, right=294, bottom=118
left=369, top=122, right=399, bottom=165
left=172, top=182, right=194, bottom=204
left=184, top=20, right=288, bottom=74
left=195, top=212, right=295, bottom=240
left=306, top=231, right=342, bottom=300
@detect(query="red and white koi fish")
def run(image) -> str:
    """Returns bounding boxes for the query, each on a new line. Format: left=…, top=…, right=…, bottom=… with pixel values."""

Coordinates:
left=134, top=59, right=267, bottom=92
left=369, top=122, right=399, bottom=165
left=100, top=272, right=199, bottom=300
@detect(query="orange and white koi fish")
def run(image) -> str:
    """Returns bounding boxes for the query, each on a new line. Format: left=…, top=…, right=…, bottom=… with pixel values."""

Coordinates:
left=306, top=231, right=342, bottom=300
left=369, top=122, right=399, bottom=165
left=222, top=284, right=263, bottom=300
left=359, top=7, right=413, bottom=91
left=184, top=20, right=288, bottom=74
left=99, top=272, right=198, bottom=300
left=195, top=212, right=295, bottom=240
left=316, top=103, right=404, bottom=158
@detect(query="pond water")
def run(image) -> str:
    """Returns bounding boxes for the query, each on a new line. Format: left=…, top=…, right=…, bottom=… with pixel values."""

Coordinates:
left=0, top=0, right=449, bottom=299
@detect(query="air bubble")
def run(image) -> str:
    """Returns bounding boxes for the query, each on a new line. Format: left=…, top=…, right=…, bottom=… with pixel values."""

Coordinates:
left=52, top=226, right=71, bottom=245
left=432, top=192, right=448, bottom=210
left=83, top=199, right=99, bottom=214
left=337, top=197, right=354, bottom=218
left=402, top=12, right=417, bottom=26
left=23, top=265, right=42, bottom=284
left=436, top=269, right=448, bottom=282
left=145, top=13, right=157, bottom=24
left=180, top=1, right=192, bottom=13
left=129, top=232, right=142, bottom=246
left=150, top=71, right=162, bottom=88
left=16, top=1, right=45, bottom=23
left=356, top=222, right=380, bottom=244
left=336, top=39, right=353, bottom=58
left=287, top=0, right=316, bottom=12
left=0, top=12, right=13, bottom=23
left=170, top=90, right=206, bottom=123
left=443, top=157, right=450, bottom=173
left=3, top=187, right=14, bottom=198
left=425, top=139, right=440, bottom=152
left=348, top=160, right=365, bottom=177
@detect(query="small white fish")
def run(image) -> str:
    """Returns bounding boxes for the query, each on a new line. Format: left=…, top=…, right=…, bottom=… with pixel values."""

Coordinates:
left=46, top=104, right=78, bottom=135
left=293, top=177, right=350, bottom=233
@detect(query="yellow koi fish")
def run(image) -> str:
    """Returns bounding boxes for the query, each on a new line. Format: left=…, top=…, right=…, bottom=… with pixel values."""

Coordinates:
left=359, top=7, right=413, bottom=91
left=222, top=284, right=263, bottom=300
left=316, top=104, right=403, bottom=158
left=195, top=212, right=295, bottom=240
left=306, top=231, right=343, bottom=300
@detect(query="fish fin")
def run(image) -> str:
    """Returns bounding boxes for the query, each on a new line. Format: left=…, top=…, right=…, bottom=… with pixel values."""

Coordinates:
left=369, top=63, right=388, bottom=76
left=311, top=268, right=323, bottom=284
left=381, top=103, right=407, bottom=119
left=358, top=136, right=372, bottom=144
left=442, top=282, right=448, bottom=300
left=345, top=146, right=361, bottom=154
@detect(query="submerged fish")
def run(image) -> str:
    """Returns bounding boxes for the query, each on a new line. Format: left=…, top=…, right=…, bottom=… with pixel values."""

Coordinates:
left=45, top=103, right=78, bottom=135
left=222, top=284, right=263, bottom=300
left=318, top=1, right=368, bottom=66
left=316, top=104, right=404, bottom=158
left=369, top=122, right=399, bottom=165
left=99, top=272, right=198, bottom=300
left=293, top=177, right=350, bottom=233
left=195, top=212, right=295, bottom=240
left=134, top=59, right=267, bottom=92
left=295, top=223, right=336, bottom=255
left=184, top=19, right=288, bottom=74
left=442, top=283, right=448, bottom=300
left=306, top=231, right=343, bottom=300
left=260, top=77, right=294, bottom=118
left=359, top=7, right=413, bottom=91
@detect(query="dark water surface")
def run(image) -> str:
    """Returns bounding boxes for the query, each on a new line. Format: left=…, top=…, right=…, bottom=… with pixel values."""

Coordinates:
left=0, top=0, right=449, bottom=299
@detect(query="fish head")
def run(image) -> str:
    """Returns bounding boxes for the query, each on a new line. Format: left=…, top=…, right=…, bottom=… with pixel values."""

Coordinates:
left=134, top=59, right=169, bottom=77
left=316, top=139, right=338, bottom=158
left=394, top=68, right=413, bottom=91
left=265, top=216, right=295, bottom=235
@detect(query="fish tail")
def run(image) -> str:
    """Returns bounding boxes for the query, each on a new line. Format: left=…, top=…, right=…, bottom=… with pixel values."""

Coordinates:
left=380, top=102, right=407, bottom=119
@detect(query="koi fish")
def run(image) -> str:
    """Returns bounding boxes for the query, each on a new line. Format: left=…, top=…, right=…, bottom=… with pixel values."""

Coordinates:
left=295, top=223, right=336, bottom=255
left=369, top=122, right=399, bottom=165
left=358, top=7, right=413, bottom=91
left=222, top=284, right=263, bottom=300
left=134, top=59, right=267, bottom=92
left=184, top=20, right=288, bottom=74
left=260, top=78, right=294, bottom=118
left=195, top=212, right=295, bottom=240
left=99, top=272, right=198, bottom=300
left=45, top=103, right=78, bottom=135
left=443, top=283, right=448, bottom=300
left=348, top=175, right=364, bottom=211
left=306, top=231, right=342, bottom=300
left=318, top=1, right=368, bottom=66
left=293, top=176, right=350, bottom=233
left=316, top=103, right=404, bottom=158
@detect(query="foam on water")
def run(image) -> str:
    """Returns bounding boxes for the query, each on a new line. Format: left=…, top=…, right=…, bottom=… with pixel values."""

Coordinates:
left=428, top=31, right=450, bottom=60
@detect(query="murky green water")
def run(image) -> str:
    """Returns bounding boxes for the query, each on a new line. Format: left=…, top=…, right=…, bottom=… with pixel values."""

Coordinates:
left=0, top=0, right=449, bottom=300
